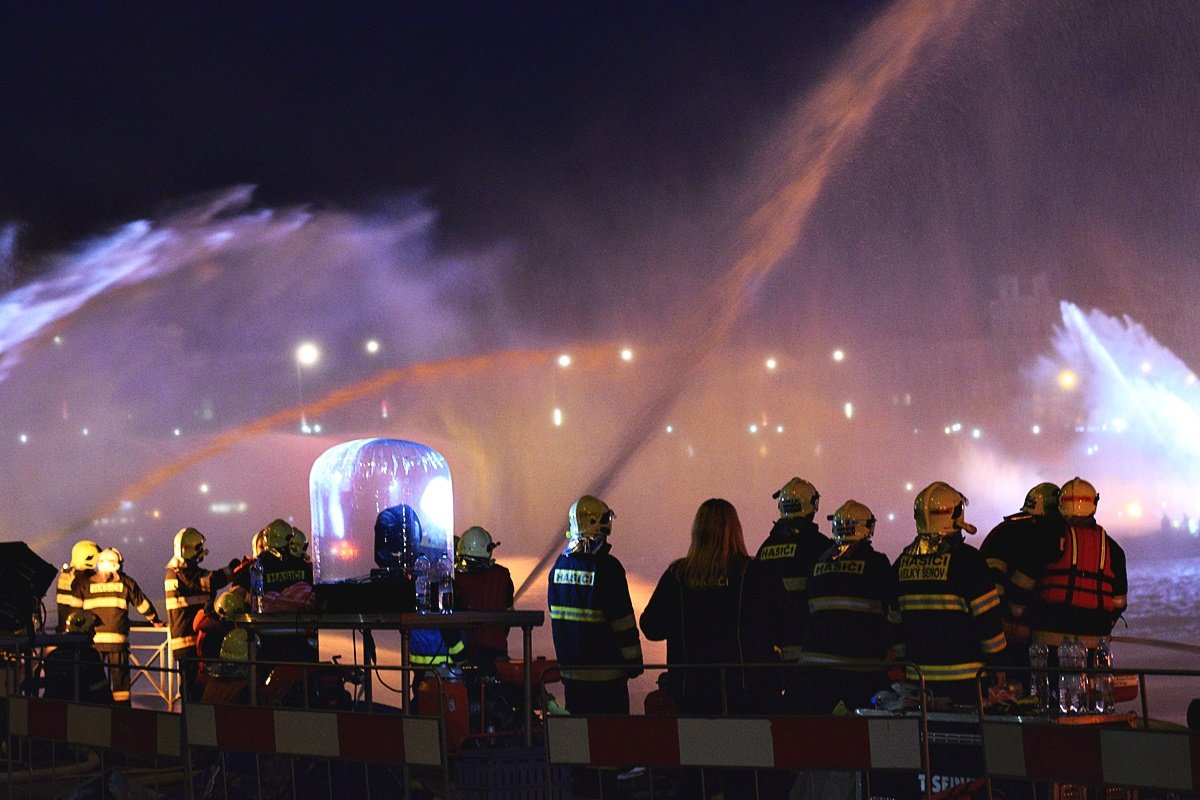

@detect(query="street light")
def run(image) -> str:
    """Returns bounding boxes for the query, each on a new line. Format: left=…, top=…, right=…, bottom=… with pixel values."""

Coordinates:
left=295, top=342, right=320, bottom=433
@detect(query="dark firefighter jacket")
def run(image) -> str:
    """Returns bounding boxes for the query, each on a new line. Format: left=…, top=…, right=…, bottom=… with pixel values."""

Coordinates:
left=803, top=540, right=894, bottom=664
left=548, top=544, right=643, bottom=682
left=754, top=517, right=833, bottom=660
left=889, top=540, right=1006, bottom=684
left=56, top=567, right=90, bottom=632
left=73, top=573, right=162, bottom=652
left=1025, top=520, right=1127, bottom=645
left=165, top=558, right=231, bottom=653
left=979, top=511, right=1064, bottom=622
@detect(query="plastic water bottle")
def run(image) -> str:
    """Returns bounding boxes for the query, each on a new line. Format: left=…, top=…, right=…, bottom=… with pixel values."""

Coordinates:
left=413, top=554, right=432, bottom=613
left=1058, top=637, right=1085, bottom=714
left=249, top=558, right=265, bottom=613
left=1091, top=639, right=1114, bottom=713
left=1028, top=642, right=1050, bottom=711
left=436, top=553, right=454, bottom=613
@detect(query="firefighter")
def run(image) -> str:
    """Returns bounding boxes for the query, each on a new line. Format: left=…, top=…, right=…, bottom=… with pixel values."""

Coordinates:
left=548, top=495, right=643, bottom=715
left=889, top=482, right=1006, bottom=705
left=755, top=478, right=833, bottom=661
left=1025, top=477, right=1127, bottom=650
left=56, top=539, right=99, bottom=632
left=165, top=527, right=234, bottom=702
left=233, top=519, right=316, bottom=663
left=40, top=610, right=112, bottom=703
left=454, top=526, right=515, bottom=663
left=979, top=482, right=1065, bottom=660
left=74, top=548, right=164, bottom=705
left=796, top=500, right=894, bottom=713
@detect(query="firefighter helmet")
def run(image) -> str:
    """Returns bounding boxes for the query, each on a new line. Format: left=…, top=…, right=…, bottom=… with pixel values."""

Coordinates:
left=1059, top=477, right=1099, bottom=518
left=251, top=529, right=267, bottom=557
left=219, top=628, right=249, bottom=662
left=288, top=527, right=308, bottom=559
left=773, top=478, right=819, bottom=519
left=1023, top=482, right=1061, bottom=517
left=173, top=527, right=207, bottom=563
left=569, top=495, right=613, bottom=540
left=914, top=482, right=977, bottom=536
left=95, top=548, right=123, bottom=575
left=459, top=526, right=498, bottom=561
left=70, top=540, right=101, bottom=571
left=829, top=500, right=876, bottom=545
left=63, top=610, right=97, bottom=635
left=261, top=519, right=293, bottom=555
left=214, top=591, right=247, bottom=621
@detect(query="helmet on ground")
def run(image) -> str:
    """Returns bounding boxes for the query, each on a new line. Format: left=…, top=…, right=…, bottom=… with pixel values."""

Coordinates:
left=1023, top=483, right=1061, bottom=517
left=70, top=540, right=101, bottom=571
left=829, top=500, right=876, bottom=545
left=914, top=482, right=977, bottom=537
left=63, top=610, right=97, bottom=635
left=288, top=527, right=308, bottom=559
left=773, top=478, right=819, bottom=519
left=219, top=628, right=249, bottom=662
left=459, top=526, right=498, bottom=561
left=261, top=519, right=293, bottom=555
left=1059, top=477, right=1099, bottom=519
left=215, top=591, right=247, bottom=621
left=95, top=548, right=123, bottom=575
left=569, top=495, right=613, bottom=540
left=173, top=527, right=207, bottom=563
left=375, top=504, right=422, bottom=570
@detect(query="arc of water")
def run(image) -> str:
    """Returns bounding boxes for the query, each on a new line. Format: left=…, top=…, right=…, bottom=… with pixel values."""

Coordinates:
left=515, top=0, right=979, bottom=600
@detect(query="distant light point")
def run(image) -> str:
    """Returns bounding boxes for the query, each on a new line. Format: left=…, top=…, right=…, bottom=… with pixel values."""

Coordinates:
left=832, top=349, right=845, bottom=362
left=557, top=354, right=571, bottom=368
left=296, top=342, right=320, bottom=367
left=1057, top=369, right=1077, bottom=390
left=552, top=407, right=563, bottom=427
left=620, top=348, right=634, bottom=362
left=765, top=357, right=778, bottom=371
left=365, top=339, right=381, bottom=354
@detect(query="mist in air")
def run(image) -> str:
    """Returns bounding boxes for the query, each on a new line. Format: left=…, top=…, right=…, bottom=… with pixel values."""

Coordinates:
left=1, top=0, right=1199, bottom=620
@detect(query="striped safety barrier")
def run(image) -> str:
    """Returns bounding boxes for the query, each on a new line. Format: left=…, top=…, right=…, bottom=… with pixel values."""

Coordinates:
left=8, top=697, right=181, bottom=758
left=185, top=703, right=444, bottom=766
left=547, top=715, right=922, bottom=771
left=983, top=720, right=1200, bottom=792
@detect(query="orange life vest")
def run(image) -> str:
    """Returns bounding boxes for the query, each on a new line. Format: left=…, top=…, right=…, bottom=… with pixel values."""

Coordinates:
left=1036, top=523, right=1116, bottom=613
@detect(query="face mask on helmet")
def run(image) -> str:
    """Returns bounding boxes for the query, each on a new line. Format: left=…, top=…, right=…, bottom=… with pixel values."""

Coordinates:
left=96, top=549, right=123, bottom=575
left=459, top=526, right=498, bottom=562
left=773, top=478, right=819, bottom=519
left=913, top=482, right=977, bottom=537
left=70, top=540, right=100, bottom=571
left=829, top=500, right=876, bottom=545
left=174, top=527, right=208, bottom=563
left=1059, top=477, right=1099, bottom=519
left=1023, top=483, right=1062, bottom=517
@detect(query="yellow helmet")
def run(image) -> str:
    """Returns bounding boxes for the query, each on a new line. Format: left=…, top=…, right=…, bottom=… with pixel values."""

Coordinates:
left=95, top=548, right=123, bottom=575
left=251, top=529, right=267, bottom=557
left=569, top=496, right=613, bottom=540
left=288, top=527, right=308, bottom=559
left=829, top=500, right=876, bottom=545
left=219, top=628, right=249, bottom=662
left=260, top=519, right=293, bottom=555
left=459, top=526, right=498, bottom=561
left=70, top=540, right=101, bottom=571
left=1059, top=477, right=1099, bottom=519
left=173, top=527, right=207, bottom=562
left=214, top=590, right=247, bottom=621
left=63, top=610, right=97, bottom=635
left=913, top=482, right=976, bottom=537
left=773, top=478, right=819, bottom=519
left=1023, top=483, right=1061, bottom=517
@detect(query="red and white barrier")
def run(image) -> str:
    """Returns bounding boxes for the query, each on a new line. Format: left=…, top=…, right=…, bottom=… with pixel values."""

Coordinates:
left=983, top=721, right=1200, bottom=791
left=547, top=716, right=921, bottom=771
left=185, top=703, right=443, bottom=766
left=8, top=697, right=181, bottom=758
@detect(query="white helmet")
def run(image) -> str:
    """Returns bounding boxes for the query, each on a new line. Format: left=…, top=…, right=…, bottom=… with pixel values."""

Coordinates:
left=829, top=500, right=876, bottom=545
left=459, top=526, right=498, bottom=561
left=914, top=482, right=976, bottom=537
left=566, top=495, right=613, bottom=555
left=96, top=548, right=123, bottom=575
left=773, top=477, right=819, bottom=519
left=1059, top=477, right=1099, bottom=519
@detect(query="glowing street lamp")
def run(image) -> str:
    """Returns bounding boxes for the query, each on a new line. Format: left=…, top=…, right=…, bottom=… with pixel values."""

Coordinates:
left=295, top=341, right=321, bottom=432
left=1057, top=369, right=1077, bottom=390
left=620, top=348, right=634, bottom=362
left=765, top=357, right=778, bottom=371
left=832, top=349, right=845, bottom=362
left=365, top=339, right=381, bottom=355
left=557, top=354, right=572, bottom=368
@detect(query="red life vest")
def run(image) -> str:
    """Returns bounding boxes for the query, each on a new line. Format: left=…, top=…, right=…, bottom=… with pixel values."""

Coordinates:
left=1036, top=523, right=1116, bottom=613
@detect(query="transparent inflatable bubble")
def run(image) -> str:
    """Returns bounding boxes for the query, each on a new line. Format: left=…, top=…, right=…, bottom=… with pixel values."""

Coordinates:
left=309, top=438, right=453, bottom=584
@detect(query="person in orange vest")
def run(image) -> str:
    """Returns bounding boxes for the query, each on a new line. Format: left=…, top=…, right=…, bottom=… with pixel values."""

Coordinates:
left=453, top=526, right=515, bottom=664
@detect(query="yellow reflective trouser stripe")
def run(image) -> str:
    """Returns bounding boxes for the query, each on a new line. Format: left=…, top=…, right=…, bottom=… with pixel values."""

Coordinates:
left=970, top=589, right=1000, bottom=616
left=550, top=606, right=605, bottom=623
left=84, top=598, right=128, bottom=610
left=619, top=644, right=641, bottom=660
left=906, top=662, right=985, bottom=682
left=782, top=577, right=807, bottom=592
left=171, top=635, right=197, bottom=650
left=560, top=668, right=628, bottom=681
left=610, top=614, right=636, bottom=633
left=898, top=595, right=968, bottom=613
left=448, top=640, right=465, bottom=656
left=1011, top=570, right=1036, bottom=590
left=93, top=632, right=128, bottom=645
left=410, top=653, right=455, bottom=665
left=809, top=596, right=883, bottom=614
left=166, top=596, right=204, bottom=610
left=980, top=632, right=1006, bottom=654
